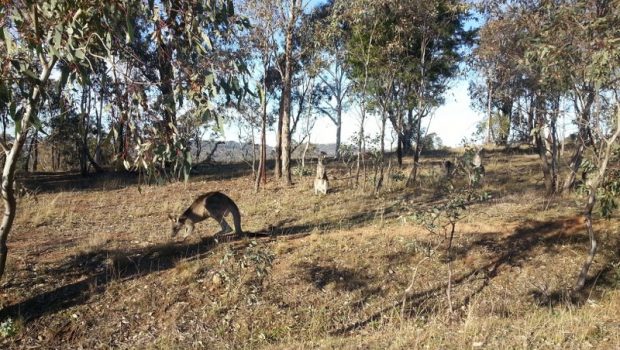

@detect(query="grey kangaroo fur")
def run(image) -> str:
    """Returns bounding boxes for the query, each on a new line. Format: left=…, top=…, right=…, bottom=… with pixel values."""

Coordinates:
left=314, top=152, right=329, bottom=195
left=169, top=191, right=243, bottom=239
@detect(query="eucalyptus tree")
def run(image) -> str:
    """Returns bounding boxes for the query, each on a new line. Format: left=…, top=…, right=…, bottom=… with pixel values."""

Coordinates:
left=470, top=15, right=528, bottom=145
left=341, top=0, right=473, bottom=185
left=474, top=0, right=565, bottom=194
left=337, top=0, right=381, bottom=186
left=476, top=0, right=620, bottom=291
left=237, top=0, right=280, bottom=191
left=402, top=0, right=473, bottom=185
left=277, top=0, right=306, bottom=186
left=116, top=1, right=246, bottom=181
left=310, top=0, right=351, bottom=159
left=289, top=8, right=323, bottom=156
left=530, top=0, right=620, bottom=291
left=0, top=0, right=246, bottom=281
left=0, top=0, right=141, bottom=280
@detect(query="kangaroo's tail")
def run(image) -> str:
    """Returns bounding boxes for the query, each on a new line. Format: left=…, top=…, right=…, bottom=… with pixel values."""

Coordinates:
left=228, top=197, right=243, bottom=234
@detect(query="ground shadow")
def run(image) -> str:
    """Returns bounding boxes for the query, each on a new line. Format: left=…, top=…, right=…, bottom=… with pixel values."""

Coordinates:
left=297, top=262, right=372, bottom=292
left=0, top=237, right=217, bottom=322
left=19, top=159, right=258, bottom=195
left=0, top=227, right=289, bottom=323
left=0, top=200, right=398, bottom=324
left=20, top=171, right=139, bottom=194
left=331, top=216, right=619, bottom=335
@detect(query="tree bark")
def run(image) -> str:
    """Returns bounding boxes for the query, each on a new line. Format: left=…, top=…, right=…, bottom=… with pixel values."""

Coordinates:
left=275, top=99, right=283, bottom=179
left=406, top=112, right=423, bottom=187
left=375, top=112, right=387, bottom=193
left=32, top=131, right=38, bottom=172
left=485, top=77, right=493, bottom=144
left=23, top=133, right=35, bottom=173
left=156, top=16, right=177, bottom=149
left=335, top=105, right=342, bottom=159
left=279, top=0, right=299, bottom=186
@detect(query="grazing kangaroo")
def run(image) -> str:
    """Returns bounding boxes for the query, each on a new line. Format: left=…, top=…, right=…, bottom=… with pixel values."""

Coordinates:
left=314, top=152, right=329, bottom=195
left=168, top=191, right=242, bottom=239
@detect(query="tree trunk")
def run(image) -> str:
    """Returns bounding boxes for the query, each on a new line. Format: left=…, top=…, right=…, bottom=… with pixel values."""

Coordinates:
left=250, top=126, right=257, bottom=176
left=32, top=132, right=38, bottom=172
left=534, top=95, right=558, bottom=194
left=23, top=133, right=35, bottom=173
left=396, top=136, right=403, bottom=167
left=275, top=99, right=283, bottom=179
left=550, top=103, right=560, bottom=193
left=280, top=0, right=298, bottom=186
left=406, top=113, right=423, bottom=187
left=301, top=135, right=310, bottom=173
left=485, top=77, right=493, bottom=144
left=0, top=57, right=56, bottom=280
left=574, top=191, right=597, bottom=292
left=157, top=41, right=177, bottom=149
left=335, top=107, right=342, bottom=159
left=354, top=19, right=377, bottom=188
left=204, top=141, right=224, bottom=164
left=95, top=75, right=105, bottom=165
left=402, top=107, right=414, bottom=156
left=536, top=131, right=554, bottom=194
left=355, top=118, right=364, bottom=186
left=497, top=98, right=512, bottom=145
left=80, top=138, right=104, bottom=173
left=574, top=106, right=620, bottom=291
left=255, top=116, right=267, bottom=193
left=375, top=112, right=387, bottom=193
left=1, top=112, right=6, bottom=144
left=80, top=85, right=91, bottom=176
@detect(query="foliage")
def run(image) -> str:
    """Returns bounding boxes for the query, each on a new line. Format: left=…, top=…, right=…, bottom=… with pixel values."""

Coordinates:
left=217, top=240, right=275, bottom=305
left=419, top=132, right=444, bottom=152
left=579, top=154, right=620, bottom=220
left=0, top=318, right=18, bottom=339
left=413, top=187, right=490, bottom=234
left=412, top=182, right=490, bottom=312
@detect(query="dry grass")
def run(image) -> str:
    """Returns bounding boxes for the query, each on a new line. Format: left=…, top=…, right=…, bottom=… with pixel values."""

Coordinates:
left=0, top=150, right=619, bottom=349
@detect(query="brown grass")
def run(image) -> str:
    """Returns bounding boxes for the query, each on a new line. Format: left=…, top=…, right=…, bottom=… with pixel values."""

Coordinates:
left=1, top=150, right=619, bottom=349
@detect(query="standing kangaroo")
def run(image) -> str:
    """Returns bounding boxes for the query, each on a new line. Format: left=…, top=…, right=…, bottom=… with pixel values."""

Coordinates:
left=314, top=152, right=329, bottom=195
left=168, top=192, right=243, bottom=239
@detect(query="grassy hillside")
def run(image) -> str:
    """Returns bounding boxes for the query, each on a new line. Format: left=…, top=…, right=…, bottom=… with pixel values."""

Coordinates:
left=1, top=149, right=619, bottom=349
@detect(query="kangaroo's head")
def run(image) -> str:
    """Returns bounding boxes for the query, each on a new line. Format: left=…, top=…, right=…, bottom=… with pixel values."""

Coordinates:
left=168, top=214, right=186, bottom=237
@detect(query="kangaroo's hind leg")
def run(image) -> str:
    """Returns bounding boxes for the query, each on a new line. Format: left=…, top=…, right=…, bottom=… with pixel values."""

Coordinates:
left=208, top=208, right=233, bottom=237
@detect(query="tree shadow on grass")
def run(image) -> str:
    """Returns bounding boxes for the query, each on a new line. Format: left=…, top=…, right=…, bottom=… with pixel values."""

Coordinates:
left=18, top=159, right=258, bottom=195
left=0, top=227, right=293, bottom=323
left=0, top=237, right=218, bottom=322
left=20, top=171, right=140, bottom=194
left=331, top=216, right=618, bottom=335
left=0, top=202, right=399, bottom=324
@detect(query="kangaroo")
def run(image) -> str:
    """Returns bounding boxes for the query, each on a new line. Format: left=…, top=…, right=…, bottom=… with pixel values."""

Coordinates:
left=468, top=147, right=485, bottom=187
left=168, top=191, right=243, bottom=239
left=314, top=152, right=329, bottom=195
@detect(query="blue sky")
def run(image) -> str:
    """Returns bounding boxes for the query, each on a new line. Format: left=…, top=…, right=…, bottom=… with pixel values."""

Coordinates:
left=223, top=76, right=482, bottom=148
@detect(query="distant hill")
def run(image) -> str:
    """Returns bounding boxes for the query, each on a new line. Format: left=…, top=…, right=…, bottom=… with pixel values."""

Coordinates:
left=193, top=141, right=337, bottom=163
